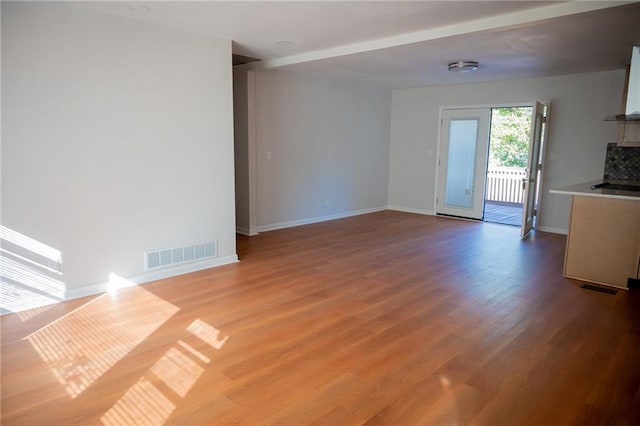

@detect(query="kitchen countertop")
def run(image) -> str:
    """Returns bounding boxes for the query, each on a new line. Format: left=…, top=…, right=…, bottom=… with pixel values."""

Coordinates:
left=550, top=180, right=640, bottom=200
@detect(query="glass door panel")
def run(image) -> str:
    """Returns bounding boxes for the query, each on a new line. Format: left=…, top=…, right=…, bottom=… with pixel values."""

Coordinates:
left=436, top=108, right=491, bottom=220
left=445, top=119, right=479, bottom=209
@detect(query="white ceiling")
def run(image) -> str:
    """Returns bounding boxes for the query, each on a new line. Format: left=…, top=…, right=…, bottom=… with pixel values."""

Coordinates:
left=75, top=1, right=640, bottom=88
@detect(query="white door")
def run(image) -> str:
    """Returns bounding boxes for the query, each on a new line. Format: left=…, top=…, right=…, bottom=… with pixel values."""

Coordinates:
left=436, top=108, right=491, bottom=220
left=520, top=102, right=546, bottom=238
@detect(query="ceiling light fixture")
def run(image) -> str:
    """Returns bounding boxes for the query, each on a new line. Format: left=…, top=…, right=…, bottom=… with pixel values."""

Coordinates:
left=128, top=5, right=151, bottom=12
left=448, top=61, right=479, bottom=72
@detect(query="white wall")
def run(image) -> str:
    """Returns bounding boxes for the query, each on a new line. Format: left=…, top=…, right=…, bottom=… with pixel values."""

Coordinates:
left=388, top=70, right=625, bottom=233
left=1, top=2, right=237, bottom=299
left=254, top=69, right=391, bottom=230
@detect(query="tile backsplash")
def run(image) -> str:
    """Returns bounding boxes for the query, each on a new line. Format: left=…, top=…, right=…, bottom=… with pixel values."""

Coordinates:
left=604, top=143, right=640, bottom=181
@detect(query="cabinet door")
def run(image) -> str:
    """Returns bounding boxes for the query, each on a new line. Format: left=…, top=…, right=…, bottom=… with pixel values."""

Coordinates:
left=564, top=196, right=640, bottom=288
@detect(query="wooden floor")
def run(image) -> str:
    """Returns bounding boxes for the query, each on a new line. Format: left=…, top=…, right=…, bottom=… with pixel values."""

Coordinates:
left=2, top=211, right=640, bottom=425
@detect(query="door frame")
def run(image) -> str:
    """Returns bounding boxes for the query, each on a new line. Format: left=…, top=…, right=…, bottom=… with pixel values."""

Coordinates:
left=435, top=102, right=550, bottom=228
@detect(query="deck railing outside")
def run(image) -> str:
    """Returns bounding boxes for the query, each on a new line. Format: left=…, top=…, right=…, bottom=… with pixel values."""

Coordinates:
left=486, top=166, right=526, bottom=205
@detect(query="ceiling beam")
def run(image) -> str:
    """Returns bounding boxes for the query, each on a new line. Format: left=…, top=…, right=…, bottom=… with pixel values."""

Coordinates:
left=263, top=1, right=632, bottom=68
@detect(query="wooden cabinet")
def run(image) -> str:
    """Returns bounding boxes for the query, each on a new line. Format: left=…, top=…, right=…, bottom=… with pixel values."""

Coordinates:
left=564, top=195, right=640, bottom=289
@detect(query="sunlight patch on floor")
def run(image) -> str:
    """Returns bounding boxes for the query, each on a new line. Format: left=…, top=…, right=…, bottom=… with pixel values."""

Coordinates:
left=150, top=347, right=204, bottom=398
left=100, top=377, right=175, bottom=426
left=25, top=283, right=179, bottom=398
left=16, top=304, right=56, bottom=322
left=177, top=339, right=211, bottom=364
left=101, top=319, right=228, bottom=424
left=187, top=318, right=229, bottom=350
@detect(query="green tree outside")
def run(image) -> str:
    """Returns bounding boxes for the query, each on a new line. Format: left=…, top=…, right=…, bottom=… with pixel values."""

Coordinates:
left=489, top=107, right=532, bottom=168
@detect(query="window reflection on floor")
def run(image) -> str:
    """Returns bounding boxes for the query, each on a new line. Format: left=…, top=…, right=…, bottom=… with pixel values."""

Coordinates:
left=16, top=304, right=56, bottom=322
left=101, top=319, right=229, bottom=425
left=187, top=318, right=229, bottom=349
left=10, top=265, right=230, bottom=425
left=100, top=377, right=175, bottom=426
left=151, top=347, right=204, bottom=398
left=25, top=285, right=179, bottom=398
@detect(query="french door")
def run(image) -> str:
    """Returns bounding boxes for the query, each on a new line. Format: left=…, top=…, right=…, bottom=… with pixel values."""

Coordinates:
left=436, top=108, right=491, bottom=220
left=437, top=103, right=547, bottom=236
left=520, top=101, right=546, bottom=237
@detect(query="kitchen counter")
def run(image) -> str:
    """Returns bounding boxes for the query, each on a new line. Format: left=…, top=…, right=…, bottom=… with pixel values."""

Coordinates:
left=550, top=180, right=640, bottom=200
left=552, top=181, right=640, bottom=290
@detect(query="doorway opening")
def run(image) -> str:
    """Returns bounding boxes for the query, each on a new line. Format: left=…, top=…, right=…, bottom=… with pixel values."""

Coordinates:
left=436, top=102, right=546, bottom=237
left=484, top=106, right=533, bottom=227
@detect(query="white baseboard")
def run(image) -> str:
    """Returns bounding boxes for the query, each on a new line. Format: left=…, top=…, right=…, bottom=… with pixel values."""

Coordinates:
left=387, top=207, right=568, bottom=235
left=1, top=255, right=239, bottom=315
left=65, top=254, right=239, bottom=301
left=236, top=226, right=258, bottom=236
left=236, top=226, right=250, bottom=236
left=256, top=206, right=387, bottom=233
left=536, top=226, right=568, bottom=235
left=386, top=205, right=435, bottom=216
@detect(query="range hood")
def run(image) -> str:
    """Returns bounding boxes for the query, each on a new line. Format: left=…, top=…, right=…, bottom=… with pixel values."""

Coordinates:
left=605, top=45, right=640, bottom=122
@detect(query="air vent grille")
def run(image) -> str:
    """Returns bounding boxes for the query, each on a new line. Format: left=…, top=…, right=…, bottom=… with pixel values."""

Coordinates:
left=145, top=241, right=217, bottom=271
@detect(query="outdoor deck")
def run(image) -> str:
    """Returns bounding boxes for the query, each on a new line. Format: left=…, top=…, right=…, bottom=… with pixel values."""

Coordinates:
left=484, top=201, right=522, bottom=226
